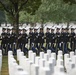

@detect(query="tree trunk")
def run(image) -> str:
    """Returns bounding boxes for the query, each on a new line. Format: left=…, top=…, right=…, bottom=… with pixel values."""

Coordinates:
left=14, top=3, right=19, bottom=49
left=14, top=13, right=19, bottom=37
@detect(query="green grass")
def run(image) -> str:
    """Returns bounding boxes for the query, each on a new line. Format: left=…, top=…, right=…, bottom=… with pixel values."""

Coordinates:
left=1, top=56, right=17, bottom=75
left=1, top=56, right=8, bottom=75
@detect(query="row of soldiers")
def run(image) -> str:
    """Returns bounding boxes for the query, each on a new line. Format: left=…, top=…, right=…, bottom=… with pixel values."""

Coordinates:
left=0, top=27, right=76, bottom=54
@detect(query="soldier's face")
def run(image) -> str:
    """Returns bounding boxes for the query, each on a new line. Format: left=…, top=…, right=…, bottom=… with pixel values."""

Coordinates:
left=34, top=30, right=37, bottom=32
left=7, top=30, right=10, bottom=33
left=23, top=30, right=26, bottom=33
left=30, top=30, right=33, bottom=32
left=66, top=29, right=69, bottom=32
left=40, top=30, right=43, bottom=32
left=46, top=29, right=49, bottom=32
left=71, top=30, right=74, bottom=32
left=2, top=30, right=5, bottom=32
left=56, top=30, right=59, bottom=32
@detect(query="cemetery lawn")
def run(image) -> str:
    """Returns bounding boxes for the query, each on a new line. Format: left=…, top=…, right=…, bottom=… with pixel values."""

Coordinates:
left=1, top=56, right=17, bottom=75
left=1, top=56, right=8, bottom=75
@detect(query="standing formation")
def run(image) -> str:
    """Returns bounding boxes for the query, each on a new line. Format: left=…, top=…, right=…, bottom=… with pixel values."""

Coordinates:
left=1, top=27, right=76, bottom=55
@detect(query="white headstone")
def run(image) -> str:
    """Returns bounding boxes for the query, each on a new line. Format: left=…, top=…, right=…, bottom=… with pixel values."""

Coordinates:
left=64, top=54, right=69, bottom=67
left=44, top=54, right=49, bottom=61
left=28, top=50, right=33, bottom=60
left=49, top=57, right=56, bottom=66
left=47, top=50, right=51, bottom=58
left=51, top=53, right=56, bottom=60
left=35, top=57, right=40, bottom=65
left=70, top=51, right=74, bottom=58
left=39, top=59, right=45, bottom=67
left=56, top=59, right=63, bottom=66
left=53, top=66, right=66, bottom=75
left=58, top=50, right=63, bottom=55
left=17, top=49, right=21, bottom=61
left=31, top=64, right=39, bottom=75
left=31, top=53, right=36, bottom=63
left=40, top=52, right=44, bottom=59
left=57, top=55, right=63, bottom=60
left=0, top=54, right=2, bottom=72
left=67, top=61, right=75, bottom=74
left=45, top=61, right=54, bottom=75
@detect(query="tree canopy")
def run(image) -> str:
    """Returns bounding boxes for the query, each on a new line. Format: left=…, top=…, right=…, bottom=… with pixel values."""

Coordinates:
left=0, top=0, right=42, bottom=35
left=0, top=10, right=6, bottom=24
left=35, top=0, right=76, bottom=24
left=0, top=0, right=41, bottom=22
left=0, top=0, right=76, bottom=26
left=63, top=0, right=76, bottom=4
left=0, top=0, right=42, bottom=48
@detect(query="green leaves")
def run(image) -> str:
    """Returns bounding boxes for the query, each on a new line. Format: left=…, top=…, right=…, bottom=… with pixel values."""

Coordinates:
left=0, top=0, right=76, bottom=25
left=35, top=0, right=76, bottom=24
left=0, top=0, right=42, bottom=23
left=63, top=0, right=76, bottom=4
left=24, top=0, right=42, bottom=15
left=0, top=10, right=6, bottom=23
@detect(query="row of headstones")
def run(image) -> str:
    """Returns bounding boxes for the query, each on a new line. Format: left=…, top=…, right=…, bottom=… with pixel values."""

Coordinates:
left=8, top=49, right=76, bottom=75
left=0, top=50, right=2, bottom=72
left=17, top=49, right=76, bottom=75
left=8, top=51, right=28, bottom=75
left=64, top=51, right=76, bottom=75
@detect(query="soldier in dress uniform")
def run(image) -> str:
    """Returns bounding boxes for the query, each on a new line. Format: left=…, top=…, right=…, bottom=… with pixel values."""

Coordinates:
left=50, top=28, right=55, bottom=52
left=70, top=28, right=75, bottom=51
left=6, top=28, right=11, bottom=52
left=1, top=28, right=7, bottom=54
left=55, top=28, right=61, bottom=52
left=60, top=28, right=65, bottom=53
left=10, top=28, right=17, bottom=53
left=45, top=28, right=50, bottom=49
left=21, top=28, right=28, bottom=53
left=33, top=28, right=38, bottom=47
left=18, top=29, right=22, bottom=49
left=65, top=28, right=70, bottom=52
left=29, top=28, right=34, bottom=49
left=31, top=28, right=39, bottom=53
left=38, top=28, right=44, bottom=52
left=60, top=28, right=68, bottom=54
